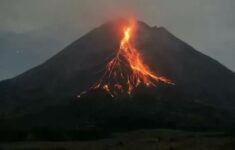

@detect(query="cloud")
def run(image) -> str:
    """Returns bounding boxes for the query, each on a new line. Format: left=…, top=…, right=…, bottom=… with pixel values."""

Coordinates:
left=0, top=0, right=235, bottom=80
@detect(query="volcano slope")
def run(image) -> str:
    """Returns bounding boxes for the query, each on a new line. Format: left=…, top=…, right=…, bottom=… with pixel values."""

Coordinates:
left=0, top=19, right=235, bottom=133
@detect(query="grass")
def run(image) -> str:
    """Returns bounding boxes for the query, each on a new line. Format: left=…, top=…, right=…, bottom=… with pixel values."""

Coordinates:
left=1, top=129, right=235, bottom=150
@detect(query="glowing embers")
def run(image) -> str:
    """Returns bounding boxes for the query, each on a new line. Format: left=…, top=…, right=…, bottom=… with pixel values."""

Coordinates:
left=79, top=21, right=174, bottom=98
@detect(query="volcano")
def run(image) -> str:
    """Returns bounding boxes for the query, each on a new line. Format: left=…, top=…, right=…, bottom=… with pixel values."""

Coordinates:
left=0, top=19, right=235, bottom=131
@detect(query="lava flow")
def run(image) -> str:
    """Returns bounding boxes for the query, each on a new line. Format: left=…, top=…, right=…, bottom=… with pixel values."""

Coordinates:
left=79, top=21, right=174, bottom=98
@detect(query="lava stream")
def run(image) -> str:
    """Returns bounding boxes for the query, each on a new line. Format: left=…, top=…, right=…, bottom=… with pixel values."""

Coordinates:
left=79, top=21, right=174, bottom=98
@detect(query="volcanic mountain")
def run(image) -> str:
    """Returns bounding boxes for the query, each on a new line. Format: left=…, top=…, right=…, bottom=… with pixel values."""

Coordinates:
left=0, top=19, right=235, bottom=130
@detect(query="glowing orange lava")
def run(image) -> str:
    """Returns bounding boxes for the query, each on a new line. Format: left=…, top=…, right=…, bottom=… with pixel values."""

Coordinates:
left=79, top=21, right=174, bottom=98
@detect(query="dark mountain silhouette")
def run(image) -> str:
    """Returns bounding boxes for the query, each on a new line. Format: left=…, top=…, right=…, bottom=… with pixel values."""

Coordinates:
left=0, top=19, right=235, bottom=132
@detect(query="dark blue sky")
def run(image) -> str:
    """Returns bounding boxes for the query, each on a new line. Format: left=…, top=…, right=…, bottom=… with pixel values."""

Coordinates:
left=0, top=0, right=235, bottom=80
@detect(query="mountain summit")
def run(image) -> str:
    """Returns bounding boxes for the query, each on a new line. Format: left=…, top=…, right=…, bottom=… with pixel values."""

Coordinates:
left=0, top=19, right=235, bottom=130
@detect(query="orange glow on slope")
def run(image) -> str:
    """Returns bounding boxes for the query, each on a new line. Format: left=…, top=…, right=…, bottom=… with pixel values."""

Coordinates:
left=79, top=20, right=174, bottom=98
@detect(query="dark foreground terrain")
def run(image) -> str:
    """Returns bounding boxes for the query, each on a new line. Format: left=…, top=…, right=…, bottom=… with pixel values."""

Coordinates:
left=1, top=129, right=235, bottom=150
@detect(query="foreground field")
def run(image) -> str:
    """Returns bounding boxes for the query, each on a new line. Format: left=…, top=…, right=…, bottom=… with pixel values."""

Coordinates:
left=1, top=129, right=235, bottom=150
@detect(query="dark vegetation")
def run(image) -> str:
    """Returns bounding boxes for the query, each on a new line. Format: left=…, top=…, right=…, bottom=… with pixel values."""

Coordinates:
left=0, top=86, right=235, bottom=141
left=1, top=129, right=235, bottom=150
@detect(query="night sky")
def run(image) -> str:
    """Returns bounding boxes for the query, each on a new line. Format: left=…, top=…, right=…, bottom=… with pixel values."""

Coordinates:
left=0, top=0, right=235, bottom=80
